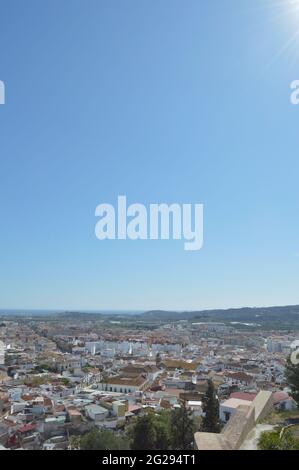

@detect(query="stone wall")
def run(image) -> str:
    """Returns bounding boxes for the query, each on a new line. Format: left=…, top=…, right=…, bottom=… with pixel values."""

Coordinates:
left=253, top=391, right=273, bottom=422
left=194, top=390, right=273, bottom=451
left=222, top=404, right=255, bottom=449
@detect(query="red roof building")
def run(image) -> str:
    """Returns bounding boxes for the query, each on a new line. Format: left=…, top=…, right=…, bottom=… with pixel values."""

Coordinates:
left=230, top=392, right=257, bottom=402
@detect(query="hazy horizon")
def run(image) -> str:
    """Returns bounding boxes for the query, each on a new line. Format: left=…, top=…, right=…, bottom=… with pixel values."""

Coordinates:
left=1, top=302, right=299, bottom=316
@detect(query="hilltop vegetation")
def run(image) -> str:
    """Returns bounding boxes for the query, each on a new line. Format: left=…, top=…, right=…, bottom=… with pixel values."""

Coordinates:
left=142, top=305, right=299, bottom=330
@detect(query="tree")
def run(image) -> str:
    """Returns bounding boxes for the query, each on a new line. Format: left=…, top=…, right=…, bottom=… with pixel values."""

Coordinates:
left=69, top=435, right=81, bottom=450
left=130, top=408, right=195, bottom=450
left=79, top=428, right=130, bottom=450
left=34, top=363, right=56, bottom=373
left=258, top=427, right=299, bottom=450
left=129, top=411, right=171, bottom=450
left=61, top=377, right=70, bottom=386
left=201, top=379, right=221, bottom=433
left=100, top=370, right=109, bottom=392
left=155, top=353, right=162, bottom=368
left=285, top=355, right=299, bottom=406
left=154, top=411, right=171, bottom=450
left=131, top=414, right=157, bottom=450
left=170, top=403, right=196, bottom=449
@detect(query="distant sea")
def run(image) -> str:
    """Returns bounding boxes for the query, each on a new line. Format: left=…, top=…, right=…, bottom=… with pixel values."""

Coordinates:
left=0, top=309, right=144, bottom=316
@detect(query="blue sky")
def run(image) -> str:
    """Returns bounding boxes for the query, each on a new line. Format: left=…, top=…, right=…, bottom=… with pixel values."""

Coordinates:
left=0, top=0, right=299, bottom=311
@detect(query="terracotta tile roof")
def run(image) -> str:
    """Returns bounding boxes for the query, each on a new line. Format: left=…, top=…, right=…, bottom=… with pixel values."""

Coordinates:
left=21, top=394, right=35, bottom=401
left=230, top=392, right=257, bottom=401
left=225, top=372, right=253, bottom=382
left=273, top=391, right=290, bottom=404
left=107, top=375, right=147, bottom=386
left=17, top=423, right=36, bottom=433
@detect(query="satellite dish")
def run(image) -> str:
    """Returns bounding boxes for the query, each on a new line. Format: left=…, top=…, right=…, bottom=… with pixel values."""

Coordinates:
left=290, top=349, right=299, bottom=365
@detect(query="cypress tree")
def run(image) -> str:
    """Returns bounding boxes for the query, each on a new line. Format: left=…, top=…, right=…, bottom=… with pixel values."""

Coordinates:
left=201, top=379, right=221, bottom=433
left=285, top=354, right=299, bottom=406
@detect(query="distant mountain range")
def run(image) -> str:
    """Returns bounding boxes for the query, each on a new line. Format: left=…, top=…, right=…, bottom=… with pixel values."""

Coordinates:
left=141, top=305, right=299, bottom=328
left=1, top=305, right=299, bottom=329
